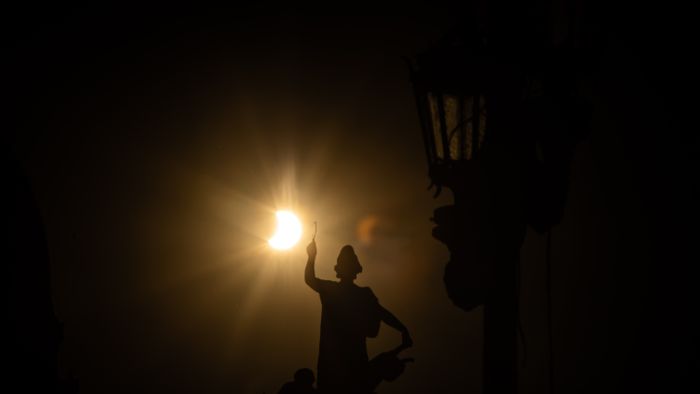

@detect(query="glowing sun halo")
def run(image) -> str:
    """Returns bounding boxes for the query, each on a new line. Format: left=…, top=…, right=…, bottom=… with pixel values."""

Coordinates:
left=268, top=210, right=303, bottom=250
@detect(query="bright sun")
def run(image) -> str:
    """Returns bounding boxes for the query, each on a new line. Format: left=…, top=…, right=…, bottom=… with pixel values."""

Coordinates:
left=268, top=210, right=303, bottom=250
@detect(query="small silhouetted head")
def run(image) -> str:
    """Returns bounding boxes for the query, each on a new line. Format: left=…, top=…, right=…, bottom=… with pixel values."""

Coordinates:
left=335, top=245, right=362, bottom=280
left=293, top=368, right=315, bottom=386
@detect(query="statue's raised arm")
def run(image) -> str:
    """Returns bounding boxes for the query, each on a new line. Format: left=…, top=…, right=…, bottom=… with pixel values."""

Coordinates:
left=304, top=240, right=321, bottom=292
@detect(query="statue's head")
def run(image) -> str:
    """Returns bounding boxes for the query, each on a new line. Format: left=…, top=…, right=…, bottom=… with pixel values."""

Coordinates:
left=335, top=245, right=362, bottom=280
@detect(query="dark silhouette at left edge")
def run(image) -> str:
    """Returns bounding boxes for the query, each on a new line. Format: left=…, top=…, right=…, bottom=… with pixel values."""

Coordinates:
left=8, top=153, right=78, bottom=393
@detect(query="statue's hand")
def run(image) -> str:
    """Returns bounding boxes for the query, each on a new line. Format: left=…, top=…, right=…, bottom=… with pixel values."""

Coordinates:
left=306, top=240, right=317, bottom=259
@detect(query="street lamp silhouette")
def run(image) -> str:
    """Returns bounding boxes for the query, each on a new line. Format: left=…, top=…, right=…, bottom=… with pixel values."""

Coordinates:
left=408, top=20, right=590, bottom=394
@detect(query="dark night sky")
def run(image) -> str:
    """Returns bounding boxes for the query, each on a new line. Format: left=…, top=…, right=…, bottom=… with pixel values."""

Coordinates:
left=9, top=2, right=698, bottom=394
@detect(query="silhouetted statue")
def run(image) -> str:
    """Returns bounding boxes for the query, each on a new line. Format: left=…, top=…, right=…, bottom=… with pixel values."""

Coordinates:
left=305, top=241, right=412, bottom=394
left=278, top=368, right=318, bottom=394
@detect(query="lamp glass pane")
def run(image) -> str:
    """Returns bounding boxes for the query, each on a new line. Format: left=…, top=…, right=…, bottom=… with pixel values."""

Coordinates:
left=461, top=95, right=486, bottom=160
left=428, top=93, right=444, bottom=159
left=444, top=94, right=461, bottom=160
left=428, top=92, right=486, bottom=162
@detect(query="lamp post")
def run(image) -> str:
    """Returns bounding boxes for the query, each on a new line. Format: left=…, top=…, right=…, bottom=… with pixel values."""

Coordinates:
left=409, top=16, right=589, bottom=394
left=410, top=28, right=524, bottom=394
